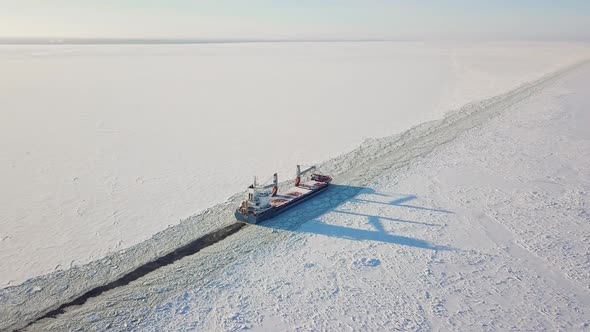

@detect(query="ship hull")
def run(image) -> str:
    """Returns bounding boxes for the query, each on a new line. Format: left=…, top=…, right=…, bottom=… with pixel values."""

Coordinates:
left=235, top=183, right=329, bottom=224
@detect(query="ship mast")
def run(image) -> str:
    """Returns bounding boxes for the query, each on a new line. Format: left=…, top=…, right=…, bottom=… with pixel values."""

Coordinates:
left=272, top=173, right=278, bottom=196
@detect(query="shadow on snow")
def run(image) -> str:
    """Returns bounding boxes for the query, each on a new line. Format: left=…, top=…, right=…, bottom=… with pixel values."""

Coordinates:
left=256, top=184, right=455, bottom=251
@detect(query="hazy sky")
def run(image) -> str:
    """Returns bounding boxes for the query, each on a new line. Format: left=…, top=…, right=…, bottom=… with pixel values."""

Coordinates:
left=1, top=0, right=589, bottom=41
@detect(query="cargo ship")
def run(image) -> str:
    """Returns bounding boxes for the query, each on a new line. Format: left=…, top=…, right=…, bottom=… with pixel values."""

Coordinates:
left=235, top=165, right=332, bottom=224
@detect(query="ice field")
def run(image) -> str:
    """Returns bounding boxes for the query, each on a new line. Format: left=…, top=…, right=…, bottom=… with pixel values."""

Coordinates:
left=2, top=42, right=589, bottom=288
left=1, top=45, right=589, bottom=331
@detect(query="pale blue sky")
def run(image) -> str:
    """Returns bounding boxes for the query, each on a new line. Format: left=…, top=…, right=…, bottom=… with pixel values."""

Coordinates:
left=1, top=0, right=589, bottom=40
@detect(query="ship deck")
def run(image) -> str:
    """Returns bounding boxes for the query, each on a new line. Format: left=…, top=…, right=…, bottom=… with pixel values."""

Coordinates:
left=270, top=180, right=326, bottom=208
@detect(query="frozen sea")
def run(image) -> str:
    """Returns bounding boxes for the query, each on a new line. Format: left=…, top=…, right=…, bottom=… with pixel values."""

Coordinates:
left=1, top=41, right=589, bottom=287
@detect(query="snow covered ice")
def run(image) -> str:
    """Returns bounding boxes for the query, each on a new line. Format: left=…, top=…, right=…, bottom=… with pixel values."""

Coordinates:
left=1, top=41, right=590, bottom=331
left=2, top=42, right=590, bottom=287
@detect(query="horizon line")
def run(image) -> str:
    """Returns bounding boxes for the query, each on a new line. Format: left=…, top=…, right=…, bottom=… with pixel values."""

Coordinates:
left=1, top=37, right=587, bottom=45
left=0, top=37, right=406, bottom=45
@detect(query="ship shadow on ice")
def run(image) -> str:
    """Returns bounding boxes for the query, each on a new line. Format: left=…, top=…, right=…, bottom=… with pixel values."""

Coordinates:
left=351, top=194, right=454, bottom=214
left=257, top=185, right=454, bottom=251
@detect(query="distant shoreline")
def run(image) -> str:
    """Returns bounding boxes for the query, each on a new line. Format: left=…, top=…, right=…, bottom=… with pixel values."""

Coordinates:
left=1, top=38, right=585, bottom=46
left=0, top=38, right=396, bottom=45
